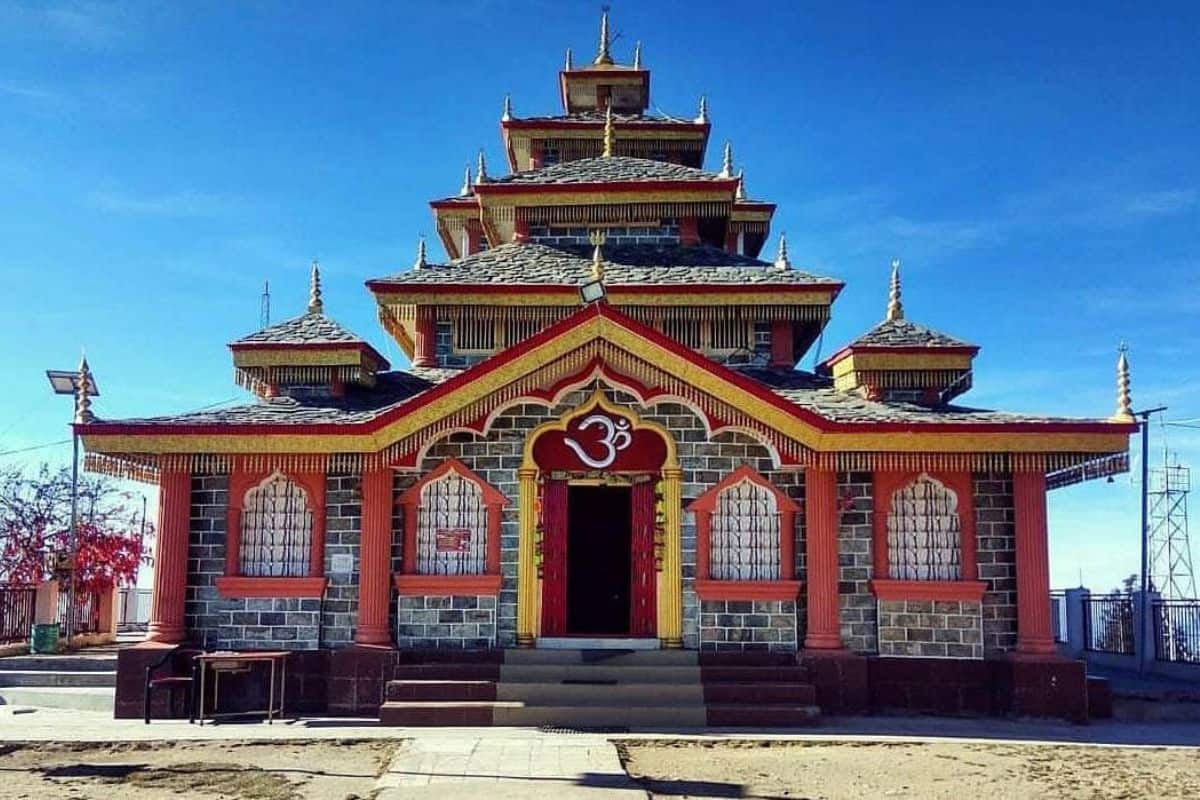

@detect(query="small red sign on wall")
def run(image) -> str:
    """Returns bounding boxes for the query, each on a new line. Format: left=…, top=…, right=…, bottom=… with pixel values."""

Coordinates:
left=435, top=528, right=472, bottom=552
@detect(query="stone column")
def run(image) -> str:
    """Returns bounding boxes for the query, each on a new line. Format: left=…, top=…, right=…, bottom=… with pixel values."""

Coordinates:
left=147, top=469, right=190, bottom=644
left=355, top=467, right=393, bottom=646
left=804, top=468, right=843, bottom=649
left=1013, top=470, right=1056, bottom=655
left=412, top=306, right=437, bottom=367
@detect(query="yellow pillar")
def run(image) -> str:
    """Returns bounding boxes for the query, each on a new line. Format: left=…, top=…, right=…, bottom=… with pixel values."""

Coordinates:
left=516, top=467, right=538, bottom=646
left=658, top=467, right=684, bottom=648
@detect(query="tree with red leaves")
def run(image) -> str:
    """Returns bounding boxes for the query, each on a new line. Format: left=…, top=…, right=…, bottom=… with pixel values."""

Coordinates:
left=0, top=463, right=153, bottom=593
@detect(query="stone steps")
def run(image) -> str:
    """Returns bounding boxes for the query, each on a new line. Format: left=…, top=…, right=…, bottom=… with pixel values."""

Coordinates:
left=0, top=670, right=116, bottom=688
left=0, top=655, right=119, bottom=672
left=0, top=686, right=115, bottom=713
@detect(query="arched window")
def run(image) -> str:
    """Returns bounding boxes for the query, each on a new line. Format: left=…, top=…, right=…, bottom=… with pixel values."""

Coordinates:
left=397, top=459, right=508, bottom=595
left=689, top=465, right=799, bottom=599
left=885, top=474, right=963, bottom=581
left=239, top=472, right=314, bottom=577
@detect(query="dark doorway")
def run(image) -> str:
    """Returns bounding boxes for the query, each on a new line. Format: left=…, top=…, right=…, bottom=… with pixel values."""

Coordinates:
left=566, top=485, right=632, bottom=635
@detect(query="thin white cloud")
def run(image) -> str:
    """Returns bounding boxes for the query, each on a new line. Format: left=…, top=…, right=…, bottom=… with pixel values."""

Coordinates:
left=86, top=189, right=249, bottom=218
left=0, top=1, right=134, bottom=48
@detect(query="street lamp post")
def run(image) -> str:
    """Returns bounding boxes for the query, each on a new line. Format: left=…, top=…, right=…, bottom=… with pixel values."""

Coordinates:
left=45, top=357, right=99, bottom=646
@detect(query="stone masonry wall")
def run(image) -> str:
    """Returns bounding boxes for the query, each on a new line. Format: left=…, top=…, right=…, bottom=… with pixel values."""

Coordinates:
left=838, top=471, right=877, bottom=654
left=975, top=472, right=1018, bottom=654
left=877, top=599, right=984, bottom=659
left=699, top=600, right=798, bottom=652
left=396, top=595, right=497, bottom=648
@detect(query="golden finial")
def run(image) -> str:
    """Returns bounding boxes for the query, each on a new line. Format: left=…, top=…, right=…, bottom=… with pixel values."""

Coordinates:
left=886, top=258, right=903, bottom=321
left=594, top=7, right=613, bottom=65
left=414, top=237, right=427, bottom=270
left=459, top=164, right=473, bottom=197
left=774, top=233, right=790, bottom=269
left=695, top=95, right=708, bottom=124
left=602, top=102, right=615, bottom=157
left=589, top=229, right=607, bottom=281
left=565, top=47, right=573, bottom=70
left=720, top=140, right=733, bottom=177
left=74, top=352, right=94, bottom=424
left=735, top=168, right=746, bottom=201
left=633, top=40, right=642, bottom=69
left=501, top=93, right=513, bottom=122
left=476, top=149, right=489, bottom=183
left=307, top=259, right=324, bottom=314
left=1113, top=343, right=1135, bottom=422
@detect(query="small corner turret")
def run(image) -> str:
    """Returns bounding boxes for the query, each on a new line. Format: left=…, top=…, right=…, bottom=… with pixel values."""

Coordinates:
left=230, top=260, right=390, bottom=399
left=820, top=259, right=978, bottom=405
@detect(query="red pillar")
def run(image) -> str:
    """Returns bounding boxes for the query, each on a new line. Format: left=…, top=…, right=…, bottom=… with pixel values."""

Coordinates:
left=147, top=469, right=190, bottom=644
left=1013, top=470, right=1057, bottom=655
left=804, top=468, right=843, bottom=649
left=355, top=467, right=393, bottom=646
left=412, top=307, right=437, bottom=367
left=770, top=320, right=794, bottom=367
left=679, top=217, right=700, bottom=246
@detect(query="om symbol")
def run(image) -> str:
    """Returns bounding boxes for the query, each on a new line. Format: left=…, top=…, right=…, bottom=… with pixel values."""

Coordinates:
left=563, top=414, right=633, bottom=469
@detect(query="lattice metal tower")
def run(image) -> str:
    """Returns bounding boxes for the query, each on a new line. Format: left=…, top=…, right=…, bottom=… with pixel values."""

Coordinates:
left=1148, top=457, right=1196, bottom=599
left=260, top=280, right=271, bottom=329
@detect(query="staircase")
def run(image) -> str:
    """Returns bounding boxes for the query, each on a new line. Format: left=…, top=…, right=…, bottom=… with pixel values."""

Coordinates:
left=379, top=649, right=819, bottom=728
left=0, top=649, right=118, bottom=712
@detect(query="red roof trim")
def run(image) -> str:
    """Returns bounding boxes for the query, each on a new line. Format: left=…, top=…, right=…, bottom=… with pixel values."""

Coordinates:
left=501, top=119, right=709, bottom=134
left=364, top=281, right=842, bottom=296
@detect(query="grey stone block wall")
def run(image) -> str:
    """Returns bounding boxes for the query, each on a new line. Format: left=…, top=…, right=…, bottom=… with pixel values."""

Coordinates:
left=699, top=599, right=798, bottom=652
left=838, top=471, right=877, bottom=654
left=975, top=472, right=1018, bottom=654
left=396, top=595, right=497, bottom=648
left=322, top=473, right=362, bottom=647
left=877, top=599, right=984, bottom=659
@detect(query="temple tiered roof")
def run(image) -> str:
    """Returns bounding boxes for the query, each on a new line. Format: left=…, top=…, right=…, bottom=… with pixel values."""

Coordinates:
left=486, top=157, right=729, bottom=186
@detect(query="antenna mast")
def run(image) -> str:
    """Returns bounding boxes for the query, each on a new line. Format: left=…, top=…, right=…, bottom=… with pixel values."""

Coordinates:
left=260, top=280, right=271, bottom=329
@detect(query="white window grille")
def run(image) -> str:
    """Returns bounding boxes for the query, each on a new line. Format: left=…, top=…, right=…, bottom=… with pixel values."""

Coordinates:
left=454, top=317, right=496, bottom=352
left=887, top=474, right=963, bottom=580
left=240, top=472, right=313, bottom=577
left=711, top=478, right=781, bottom=580
left=416, top=471, right=487, bottom=575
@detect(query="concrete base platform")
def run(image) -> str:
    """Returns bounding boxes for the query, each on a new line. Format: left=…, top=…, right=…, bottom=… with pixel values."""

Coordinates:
left=0, top=687, right=115, bottom=713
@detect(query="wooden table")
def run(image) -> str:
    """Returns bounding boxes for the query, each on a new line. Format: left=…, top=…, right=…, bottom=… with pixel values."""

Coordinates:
left=195, top=651, right=290, bottom=725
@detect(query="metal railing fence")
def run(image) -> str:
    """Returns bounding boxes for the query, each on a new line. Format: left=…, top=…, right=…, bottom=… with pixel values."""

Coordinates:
left=0, top=586, right=36, bottom=643
left=1083, top=594, right=1135, bottom=654
left=1154, top=599, right=1200, bottom=664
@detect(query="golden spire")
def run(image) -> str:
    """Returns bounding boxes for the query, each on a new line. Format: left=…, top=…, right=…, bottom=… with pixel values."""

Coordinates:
left=74, top=352, right=94, bottom=425
left=476, top=149, right=489, bottom=183
left=307, top=259, right=324, bottom=314
left=565, top=47, right=573, bottom=70
left=695, top=95, right=708, bottom=124
left=602, top=102, right=615, bottom=157
left=774, top=233, right=790, bottom=269
left=414, top=237, right=427, bottom=270
left=589, top=229, right=607, bottom=281
left=594, top=8, right=613, bottom=65
left=501, top=93, right=513, bottom=122
left=735, top=168, right=746, bottom=201
left=633, top=40, right=642, bottom=69
left=459, top=164, right=473, bottom=197
left=720, top=140, right=733, bottom=177
left=885, top=258, right=903, bottom=321
left=1113, top=343, right=1135, bottom=422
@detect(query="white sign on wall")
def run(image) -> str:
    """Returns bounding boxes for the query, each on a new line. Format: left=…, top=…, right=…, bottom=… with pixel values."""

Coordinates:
left=329, top=553, right=355, bottom=574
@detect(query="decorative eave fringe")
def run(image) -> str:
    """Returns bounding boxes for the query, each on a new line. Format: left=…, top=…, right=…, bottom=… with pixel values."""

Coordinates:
left=727, top=220, right=771, bottom=234
left=404, top=304, right=828, bottom=325
left=849, top=369, right=970, bottom=390
left=539, top=138, right=706, bottom=162
left=235, top=364, right=376, bottom=395
left=507, top=201, right=731, bottom=225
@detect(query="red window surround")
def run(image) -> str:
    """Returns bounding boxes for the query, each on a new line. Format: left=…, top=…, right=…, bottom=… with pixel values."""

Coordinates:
left=689, top=464, right=802, bottom=602
left=394, top=458, right=508, bottom=596
left=215, top=466, right=328, bottom=599
left=869, top=471, right=986, bottom=603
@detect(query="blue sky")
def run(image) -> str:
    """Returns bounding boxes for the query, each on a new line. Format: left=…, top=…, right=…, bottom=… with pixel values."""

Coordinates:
left=1, top=1, right=1197, bottom=592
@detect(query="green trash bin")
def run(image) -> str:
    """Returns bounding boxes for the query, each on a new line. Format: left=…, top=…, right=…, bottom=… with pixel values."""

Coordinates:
left=31, top=623, right=60, bottom=654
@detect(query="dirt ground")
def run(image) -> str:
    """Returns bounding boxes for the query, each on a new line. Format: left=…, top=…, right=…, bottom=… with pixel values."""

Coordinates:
left=0, top=739, right=397, bottom=800
left=617, top=739, right=1200, bottom=800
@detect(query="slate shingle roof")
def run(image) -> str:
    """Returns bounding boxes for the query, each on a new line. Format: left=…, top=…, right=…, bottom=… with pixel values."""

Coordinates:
left=486, top=156, right=729, bottom=186
left=734, top=367, right=1089, bottom=425
left=843, top=318, right=976, bottom=350
left=234, top=311, right=369, bottom=346
left=511, top=112, right=701, bottom=126
left=371, top=242, right=840, bottom=287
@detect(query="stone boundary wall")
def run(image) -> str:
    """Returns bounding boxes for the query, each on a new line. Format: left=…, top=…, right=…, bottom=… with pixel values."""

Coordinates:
left=877, top=599, right=984, bottom=659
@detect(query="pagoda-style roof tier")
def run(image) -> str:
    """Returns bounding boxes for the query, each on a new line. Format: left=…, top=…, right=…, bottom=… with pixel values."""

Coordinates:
left=501, top=112, right=710, bottom=171
left=480, top=156, right=731, bottom=187
left=835, top=318, right=977, bottom=352
left=367, top=242, right=840, bottom=292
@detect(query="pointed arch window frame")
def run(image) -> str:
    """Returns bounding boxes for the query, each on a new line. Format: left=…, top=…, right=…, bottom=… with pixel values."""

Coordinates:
left=395, top=458, right=509, bottom=597
left=689, top=464, right=802, bottom=601
left=215, top=466, right=328, bottom=599
left=870, top=471, right=987, bottom=602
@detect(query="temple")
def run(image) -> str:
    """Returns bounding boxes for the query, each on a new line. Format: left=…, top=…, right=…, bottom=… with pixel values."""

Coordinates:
left=84, top=13, right=1136, bottom=725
